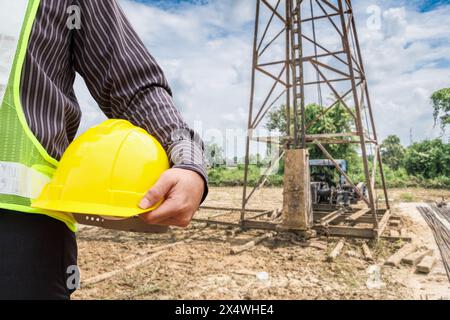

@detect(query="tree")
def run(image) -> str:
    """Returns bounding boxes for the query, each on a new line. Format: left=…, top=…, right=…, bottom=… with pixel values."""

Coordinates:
left=403, top=139, right=450, bottom=179
left=205, top=143, right=224, bottom=168
left=265, top=103, right=357, bottom=161
left=431, top=88, right=450, bottom=130
left=380, top=135, right=405, bottom=170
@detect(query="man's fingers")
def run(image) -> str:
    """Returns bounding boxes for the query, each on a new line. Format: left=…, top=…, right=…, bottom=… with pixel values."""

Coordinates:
left=140, top=198, right=188, bottom=226
left=139, top=172, right=175, bottom=209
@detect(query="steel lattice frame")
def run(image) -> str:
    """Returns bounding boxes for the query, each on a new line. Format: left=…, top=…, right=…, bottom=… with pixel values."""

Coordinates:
left=240, top=0, right=390, bottom=237
left=195, top=0, right=391, bottom=239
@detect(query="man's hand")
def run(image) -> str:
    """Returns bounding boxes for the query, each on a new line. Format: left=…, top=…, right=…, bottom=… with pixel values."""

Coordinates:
left=139, top=168, right=205, bottom=227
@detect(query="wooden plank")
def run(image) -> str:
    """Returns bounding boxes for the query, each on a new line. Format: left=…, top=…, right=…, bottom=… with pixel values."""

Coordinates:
left=389, top=220, right=401, bottom=227
left=402, top=249, right=433, bottom=266
left=362, top=243, right=374, bottom=262
left=327, top=239, right=345, bottom=262
left=385, top=243, right=417, bottom=267
left=416, top=255, right=437, bottom=274
left=230, top=233, right=274, bottom=255
left=325, top=225, right=375, bottom=238
left=377, top=209, right=392, bottom=237
left=314, top=212, right=384, bottom=224
left=380, top=235, right=413, bottom=242
left=291, top=240, right=328, bottom=251
left=345, top=208, right=371, bottom=222
left=320, top=209, right=343, bottom=225
left=309, top=242, right=328, bottom=251
left=400, top=228, right=408, bottom=237
left=313, top=203, right=340, bottom=211
left=390, top=230, right=400, bottom=237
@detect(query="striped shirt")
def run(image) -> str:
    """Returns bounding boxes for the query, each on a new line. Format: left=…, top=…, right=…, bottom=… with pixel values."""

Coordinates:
left=21, top=0, right=208, bottom=197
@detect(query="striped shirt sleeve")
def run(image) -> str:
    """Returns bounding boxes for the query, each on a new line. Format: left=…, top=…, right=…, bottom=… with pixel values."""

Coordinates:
left=71, top=0, right=208, bottom=200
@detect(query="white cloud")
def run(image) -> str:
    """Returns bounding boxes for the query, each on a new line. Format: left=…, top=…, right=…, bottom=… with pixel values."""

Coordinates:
left=74, top=0, right=450, bottom=153
left=354, top=1, right=450, bottom=144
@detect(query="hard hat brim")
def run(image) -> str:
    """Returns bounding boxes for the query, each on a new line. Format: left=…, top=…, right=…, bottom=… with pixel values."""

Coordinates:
left=31, top=198, right=162, bottom=218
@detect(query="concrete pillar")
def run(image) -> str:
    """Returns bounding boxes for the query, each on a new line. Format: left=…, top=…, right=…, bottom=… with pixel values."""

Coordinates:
left=280, top=149, right=313, bottom=231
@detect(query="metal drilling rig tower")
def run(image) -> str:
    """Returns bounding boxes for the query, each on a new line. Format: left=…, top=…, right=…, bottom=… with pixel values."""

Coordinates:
left=240, top=0, right=391, bottom=238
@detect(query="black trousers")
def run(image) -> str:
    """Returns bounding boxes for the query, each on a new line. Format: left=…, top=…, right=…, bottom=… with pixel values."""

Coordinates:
left=0, top=209, right=78, bottom=300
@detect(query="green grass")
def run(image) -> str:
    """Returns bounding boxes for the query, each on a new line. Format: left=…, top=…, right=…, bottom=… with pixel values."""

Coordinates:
left=208, top=165, right=283, bottom=187
left=399, top=193, right=416, bottom=202
left=208, top=166, right=450, bottom=189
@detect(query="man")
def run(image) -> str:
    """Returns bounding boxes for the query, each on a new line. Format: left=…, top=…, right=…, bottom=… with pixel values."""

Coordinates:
left=0, top=0, right=207, bottom=299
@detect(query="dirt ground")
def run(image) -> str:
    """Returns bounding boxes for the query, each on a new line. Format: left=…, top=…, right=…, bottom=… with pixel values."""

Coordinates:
left=72, top=187, right=450, bottom=300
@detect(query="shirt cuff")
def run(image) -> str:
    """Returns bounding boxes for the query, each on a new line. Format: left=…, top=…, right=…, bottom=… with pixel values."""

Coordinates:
left=167, top=139, right=209, bottom=204
left=172, top=164, right=209, bottom=204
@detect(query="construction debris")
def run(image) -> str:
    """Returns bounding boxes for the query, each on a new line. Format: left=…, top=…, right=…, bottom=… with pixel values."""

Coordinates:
left=400, top=228, right=408, bottom=237
left=380, top=234, right=413, bottom=242
left=435, top=198, right=447, bottom=209
left=327, top=239, right=345, bottom=262
left=345, top=209, right=370, bottom=222
left=362, top=243, right=374, bottom=262
left=256, top=272, right=270, bottom=282
left=291, top=239, right=328, bottom=251
left=402, top=249, right=433, bottom=266
left=230, top=232, right=274, bottom=255
left=390, top=230, right=400, bottom=237
left=389, top=220, right=401, bottom=227
left=430, top=203, right=450, bottom=224
left=384, top=243, right=417, bottom=267
left=70, top=184, right=450, bottom=300
left=416, top=255, right=437, bottom=274
left=320, top=209, right=343, bottom=226
left=84, top=241, right=185, bottom=285
left=346, top=250, right=361, bottom=259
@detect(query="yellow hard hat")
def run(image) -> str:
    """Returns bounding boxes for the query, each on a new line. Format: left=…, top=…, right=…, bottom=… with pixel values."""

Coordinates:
left=32, top=119, right=170, bottom=218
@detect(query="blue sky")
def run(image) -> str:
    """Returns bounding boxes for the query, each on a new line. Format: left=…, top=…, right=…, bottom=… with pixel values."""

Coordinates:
left=75, top=0, right=450, bottom=156
left=416, top=0, right=450, bottom=11
left=139, top=0, right=450, bottom=11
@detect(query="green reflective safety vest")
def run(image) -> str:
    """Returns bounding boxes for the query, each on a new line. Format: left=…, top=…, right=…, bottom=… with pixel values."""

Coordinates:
left=0, top=0, right=77, bottom=232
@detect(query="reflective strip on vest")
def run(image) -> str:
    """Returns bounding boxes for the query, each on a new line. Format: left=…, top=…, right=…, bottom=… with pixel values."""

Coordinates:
left=0, top=161, right=50, bottom=199
left=0, top=0, right=77, bottom=232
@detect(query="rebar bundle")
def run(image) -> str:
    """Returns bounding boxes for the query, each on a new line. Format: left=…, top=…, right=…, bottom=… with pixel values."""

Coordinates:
left=417, top=206, right=450, bottom=283
left=431, top=204, right=450, bottom=225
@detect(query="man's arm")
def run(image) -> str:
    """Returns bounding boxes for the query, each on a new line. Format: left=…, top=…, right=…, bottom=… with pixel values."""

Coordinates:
left=72, top=0, right=207, bottom=226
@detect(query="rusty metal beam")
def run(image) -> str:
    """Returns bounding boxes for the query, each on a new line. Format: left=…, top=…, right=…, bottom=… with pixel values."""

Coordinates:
left=257, top=0, right=282, bottom=53
left=251, top=66, right=286, bottom=127
left=261, top=0, right=286, bottom=24
left=200, top=206, right=267, bottom=213
left=338, top=0, right=378, bottom=229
